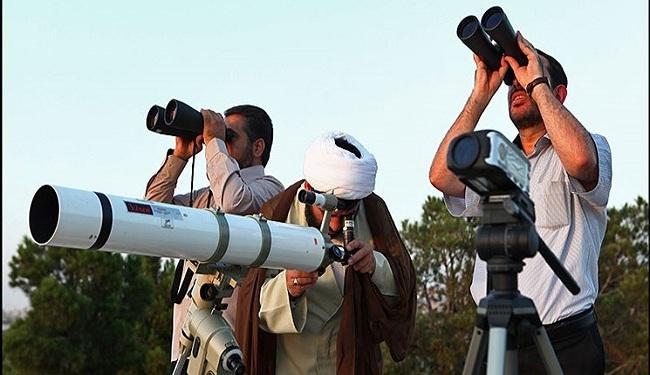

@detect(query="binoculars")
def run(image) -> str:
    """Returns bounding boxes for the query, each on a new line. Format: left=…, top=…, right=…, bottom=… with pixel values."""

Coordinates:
left=146, top=99, right=235, bottom=142
left=457, top=6, right=526, bottom=85
left=146, top=99, right=204, bottom=139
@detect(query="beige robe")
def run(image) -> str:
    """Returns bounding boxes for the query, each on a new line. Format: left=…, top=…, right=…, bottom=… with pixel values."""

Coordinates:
left=258, top=192, right=398, bottom=374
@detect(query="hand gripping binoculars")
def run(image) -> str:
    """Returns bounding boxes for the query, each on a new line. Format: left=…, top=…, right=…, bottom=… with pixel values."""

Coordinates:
left=456, top=6, right=526, bottom=85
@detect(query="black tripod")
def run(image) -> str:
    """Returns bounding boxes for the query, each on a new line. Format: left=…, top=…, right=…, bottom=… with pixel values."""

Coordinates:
left=462, top=193, right=580, bottom=375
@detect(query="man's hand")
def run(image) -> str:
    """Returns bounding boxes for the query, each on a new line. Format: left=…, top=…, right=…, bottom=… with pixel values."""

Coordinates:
left=471, top=53, right=509, bottom=103
left=201, top=109, right=226, bottom=144
left=345, top=239, right=376, bottom=275
left=172, top=134, right=203, bottom=161
left=503, top=32, right=545, bottom=88
left=285, top=270, right=319, bottom=298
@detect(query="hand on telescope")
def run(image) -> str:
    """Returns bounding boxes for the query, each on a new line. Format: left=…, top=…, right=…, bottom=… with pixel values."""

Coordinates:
left=286, top=270, right=319, bottom=298
left=172, top=134, right=204, bottom=161
left=345, top=239, right=376, bottom=275
left=503, top=32, right=545, bottom=89
left=471, top=53, right=509, bottom=104
left=201, top=109, right=227, bottom=144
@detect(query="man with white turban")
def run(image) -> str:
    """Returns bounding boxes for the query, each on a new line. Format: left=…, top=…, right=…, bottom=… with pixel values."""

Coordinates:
left=235, top=131, right=417, bottom=374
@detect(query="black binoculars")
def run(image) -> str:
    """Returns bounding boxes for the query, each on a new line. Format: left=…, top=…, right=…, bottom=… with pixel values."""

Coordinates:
left=146, top=99, right=204, bottom=139
left=146, top=99, right=234, bottom=142
left=457, top=6, right=527, bottom=85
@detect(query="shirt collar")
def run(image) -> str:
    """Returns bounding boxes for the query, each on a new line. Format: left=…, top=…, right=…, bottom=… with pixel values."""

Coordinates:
left=240, top=165, right=265, bottom=183
left=512, top=132, right=551, bottom=158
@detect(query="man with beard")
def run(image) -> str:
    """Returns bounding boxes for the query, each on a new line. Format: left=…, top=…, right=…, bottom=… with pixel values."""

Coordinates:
left=145, top=105, right=284, bottom=371
left=235, top=131, right=417, bottom=374
left=429, top=32, right=611, bottom=374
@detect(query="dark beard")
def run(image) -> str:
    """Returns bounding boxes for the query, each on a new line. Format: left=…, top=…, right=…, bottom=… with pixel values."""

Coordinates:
left=237, top=142, right=255, bottom=169
left=304, top=206, right=342, bottom=238
left=509, top=104, right=543, bottom=130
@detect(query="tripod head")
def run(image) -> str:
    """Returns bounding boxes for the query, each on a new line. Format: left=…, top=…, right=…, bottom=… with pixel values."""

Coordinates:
left=448, top=130, right=579, bottom=295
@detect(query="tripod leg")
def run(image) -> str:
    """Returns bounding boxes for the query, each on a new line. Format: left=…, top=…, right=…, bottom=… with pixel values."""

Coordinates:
left=462, top=327, right=489, bottom=375
left=504, top=347, right=518, bottom=375
left=532, top=327, right=563, bottom=375
left=486, top=327, right=507, bottom=375
left=172, top=345, right=191, bottom=375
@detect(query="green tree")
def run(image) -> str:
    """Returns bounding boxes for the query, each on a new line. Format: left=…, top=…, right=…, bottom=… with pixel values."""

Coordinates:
left=596, top=197, right=648, bottom=374
left=384, top=196, right=477, bottom=374
left=2, top=237, right=174, bottom=374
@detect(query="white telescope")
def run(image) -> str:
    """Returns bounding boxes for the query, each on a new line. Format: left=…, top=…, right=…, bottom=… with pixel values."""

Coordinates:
left=29, top=185, right=333, bottom=271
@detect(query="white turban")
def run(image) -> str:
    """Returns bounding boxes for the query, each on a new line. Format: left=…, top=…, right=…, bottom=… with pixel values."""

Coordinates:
left=303, top=131, right=377, bottom=200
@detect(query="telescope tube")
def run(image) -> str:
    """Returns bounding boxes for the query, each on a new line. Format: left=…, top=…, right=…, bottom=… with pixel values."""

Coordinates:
left=29, top=185, right=328, bottom=271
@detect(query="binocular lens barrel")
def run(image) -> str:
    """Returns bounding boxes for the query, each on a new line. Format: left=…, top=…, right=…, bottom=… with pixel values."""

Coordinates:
left=146, top=105, right=197, bottom=139
left=483, top=11, right=503, bottom=30
left=481, top=6, right=527, bottom=67
left=457, top=15, right=502, bottom=71
left=165, top=99, right=204, bottom=135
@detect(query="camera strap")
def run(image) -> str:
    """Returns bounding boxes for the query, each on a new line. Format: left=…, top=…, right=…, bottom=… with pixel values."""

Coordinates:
left=171, top=259, right=195, bottom=304
left=189, top=142, right=196, bottom=207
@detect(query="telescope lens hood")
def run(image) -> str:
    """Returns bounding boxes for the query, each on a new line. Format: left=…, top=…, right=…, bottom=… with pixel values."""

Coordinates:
left=30, top=185, right=59, bottom=245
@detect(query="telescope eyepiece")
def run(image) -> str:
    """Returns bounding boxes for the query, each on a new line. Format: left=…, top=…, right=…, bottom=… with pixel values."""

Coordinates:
left=298, top=189, right=339, bottom=211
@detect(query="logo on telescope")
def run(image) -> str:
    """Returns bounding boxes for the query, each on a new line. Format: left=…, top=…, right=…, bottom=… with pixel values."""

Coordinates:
left=125, top=201, right=154, bottom=215
left=161, top=218, right=174, bottom=229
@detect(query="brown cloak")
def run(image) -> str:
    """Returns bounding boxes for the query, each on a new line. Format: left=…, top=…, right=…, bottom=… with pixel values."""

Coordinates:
left=235, top=180, right=417, bottom=374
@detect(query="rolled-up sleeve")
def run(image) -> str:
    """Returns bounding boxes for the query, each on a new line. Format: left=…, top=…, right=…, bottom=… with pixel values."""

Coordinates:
left=568, top=134, right=612, bottom=208
left=145, top=154, right=188, bottom=203
left=444, top=188, right=482, bottom=217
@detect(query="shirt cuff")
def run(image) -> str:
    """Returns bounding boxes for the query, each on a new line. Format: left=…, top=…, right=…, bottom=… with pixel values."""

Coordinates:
left=158, top=154, right=187, bottom=181
left=370, top=251, right=399, bottom=296
left=258, top=271, right=307, bottom=334
left=205, top=138, right=240, bottom=175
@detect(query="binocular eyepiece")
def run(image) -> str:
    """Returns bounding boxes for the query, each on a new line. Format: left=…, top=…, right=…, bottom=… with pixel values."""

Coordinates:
left=457, top=6, right=526, bottom=85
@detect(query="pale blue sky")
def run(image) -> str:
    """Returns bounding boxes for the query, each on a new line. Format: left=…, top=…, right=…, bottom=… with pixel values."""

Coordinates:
left=3, top=1, right=648, bottom=311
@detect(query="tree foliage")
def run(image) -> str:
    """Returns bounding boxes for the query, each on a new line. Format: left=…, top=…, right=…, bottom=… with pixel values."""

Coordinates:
left=384, top=196, right=477, bottom=374
left=3, top=238, right=175, bottom=374
left=596, top=197, right=648, bottom=373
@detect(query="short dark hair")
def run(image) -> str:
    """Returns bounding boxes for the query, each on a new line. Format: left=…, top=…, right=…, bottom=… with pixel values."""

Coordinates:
left=536, top=49, right=568, bottom=88
left=224, top=105, right=273, bottom=166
